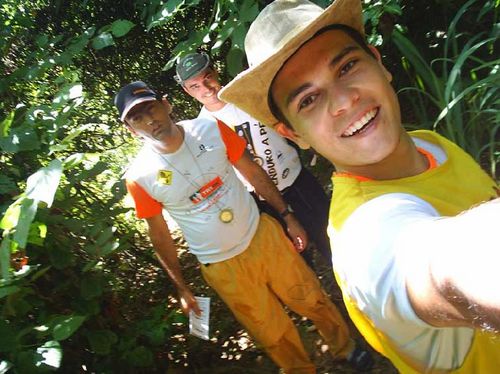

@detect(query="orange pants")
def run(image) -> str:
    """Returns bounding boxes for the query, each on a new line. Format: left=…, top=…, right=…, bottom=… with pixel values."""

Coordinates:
left=201, top=214, right=353, bottom=373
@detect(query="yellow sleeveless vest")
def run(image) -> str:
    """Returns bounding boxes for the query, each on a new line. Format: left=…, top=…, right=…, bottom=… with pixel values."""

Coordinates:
left=329, top=130, right=500, bottom=373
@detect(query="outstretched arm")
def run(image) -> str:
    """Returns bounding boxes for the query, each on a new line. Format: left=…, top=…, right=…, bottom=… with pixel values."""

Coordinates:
left=145, top=214, right=201, bottom=316
left=233, top=150, right=308, bottom=252
left=405, top=198, right=500, bottom=331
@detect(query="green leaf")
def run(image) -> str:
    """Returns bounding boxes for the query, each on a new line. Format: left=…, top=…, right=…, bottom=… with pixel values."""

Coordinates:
left=63, top=153, right=86, bottom=169
left=76, top=160, right=107, bottom=181
left=15, top=351, right=38, bottom=372
left=99, top=240, right=120, bottom=257
left=49, top=246, right=75, bottom=269
left=127, top=346, right=153, bottom=367
left=0, top=360, right=13, bottom=374
left=211, top=19, right=236, bottom=52
left=52, top=315, right=86, bottom=341
left=12, top=198, right=38, bottom=249
left=230, top=24, right=247, bottom=50
left=30, top=266, right=51, bottom=281
left=238, top=0, right=259, bottom=23
left=25, top=159, right=63, bottom=207
left=0, top=320, right=17, bottom=352
left=27, top=221, right=47, bottom=246
left=80, top=274, right=104, bottom=300
left=146, top=0, right=186, bottom=30
left=0, top=111, right=15, bottom=137
left=0, top=124, right=40, bottom=153
left=35, top=340, right=62, bottom=369
left=35, top=34, right=49, bottom=47
left=52, top=83, right=83, bottom=105
left=0, top=285, right=20, bottom=299
left=0, top=202, right=21, bottom=231
left=0, top=175, right=17, bottom=194
left=95, top=226, right=115, bottom=246
left=86, top=329, right=118, bottom=355
left=144, top=326, right=166, bottom=346
left=0, top=236, right=12, bottom=281
left=226, top=47, right=245, bottom=78
left=91, top=32, right=115, bottom=50
left=110, top=20, right=135, bottom=37
left=71, top=298, right=100, bottom=316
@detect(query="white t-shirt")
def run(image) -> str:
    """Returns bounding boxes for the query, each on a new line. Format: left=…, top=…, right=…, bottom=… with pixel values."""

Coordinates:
left=125, top=118, right=259, bottom=264
left=199, top=103, right=302, bottom=192
left=332, top=138, right=474, bottom=371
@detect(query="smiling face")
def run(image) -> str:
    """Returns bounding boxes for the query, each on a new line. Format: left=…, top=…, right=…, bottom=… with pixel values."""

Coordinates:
left=271, top=29, right=404, bottom=173
left=125, top=98, right=176, bottom=143
left=182, top=68, right=225, bottom=111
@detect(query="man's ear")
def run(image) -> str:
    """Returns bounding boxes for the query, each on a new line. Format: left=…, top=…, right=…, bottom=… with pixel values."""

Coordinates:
left=275, top=122, right=311, bottom=150
left=161, top=97, right=173, bottom=114
left=181, top=85, right=190, bottom=95
left=124, top=122, right=138, bottom=137
left=368, top=45, right=392, bottom=82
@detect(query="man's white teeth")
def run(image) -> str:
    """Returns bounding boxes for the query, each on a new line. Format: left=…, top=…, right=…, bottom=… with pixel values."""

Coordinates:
left=343, top=109, right=378, bottom=137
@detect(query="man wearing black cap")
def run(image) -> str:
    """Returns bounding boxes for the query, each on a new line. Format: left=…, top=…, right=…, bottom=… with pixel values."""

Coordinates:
left=115, top=81, right=372, bottom=373
left=175, top=52, right=333, bottom=270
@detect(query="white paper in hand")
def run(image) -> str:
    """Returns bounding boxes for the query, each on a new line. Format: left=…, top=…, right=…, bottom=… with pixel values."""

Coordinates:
left=189, top=296, right=210, bottom=340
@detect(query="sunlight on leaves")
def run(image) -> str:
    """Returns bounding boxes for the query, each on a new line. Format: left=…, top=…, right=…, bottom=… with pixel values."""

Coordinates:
left=25, top=159, right=63, bottom=207
left=35, top=341, right=62, bottom=369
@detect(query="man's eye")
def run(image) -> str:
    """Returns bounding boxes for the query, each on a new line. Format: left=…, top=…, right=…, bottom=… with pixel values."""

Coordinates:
left=340, top=60, right=356, bottom=76
left=298, top=95, right=316, bottom=111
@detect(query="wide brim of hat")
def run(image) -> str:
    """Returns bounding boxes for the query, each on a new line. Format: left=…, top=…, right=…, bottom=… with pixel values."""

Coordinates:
left=219, top=0, right=363, bottom=127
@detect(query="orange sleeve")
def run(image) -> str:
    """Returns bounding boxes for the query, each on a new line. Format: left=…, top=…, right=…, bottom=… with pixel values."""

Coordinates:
left=216, top=119, right=246, bottom=164
left=125, top=179, right=163, bottom=219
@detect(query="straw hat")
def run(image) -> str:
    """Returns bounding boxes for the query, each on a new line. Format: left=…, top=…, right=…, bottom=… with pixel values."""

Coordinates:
left=219, top=0, right=364, bottom=127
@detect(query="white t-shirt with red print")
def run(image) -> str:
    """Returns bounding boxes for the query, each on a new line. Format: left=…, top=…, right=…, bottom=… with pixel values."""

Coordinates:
left=199, top=103, right=301, bottom=192
left=125, top=117, right=259, bottom=264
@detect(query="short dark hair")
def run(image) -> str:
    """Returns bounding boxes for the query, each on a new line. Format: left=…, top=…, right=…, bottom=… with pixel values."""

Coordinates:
left=269, top=24, right=375, bottom=129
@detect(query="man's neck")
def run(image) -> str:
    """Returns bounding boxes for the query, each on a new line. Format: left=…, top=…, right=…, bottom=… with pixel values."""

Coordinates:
left=204, top=100, right=226, bottom=112
left=152, top=124, right=185, bottom=154
left=339, top=132, right=430, bottom=180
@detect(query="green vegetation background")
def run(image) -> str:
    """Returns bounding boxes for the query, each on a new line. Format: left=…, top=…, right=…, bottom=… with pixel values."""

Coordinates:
left=0, top=0, right=498, bottom=372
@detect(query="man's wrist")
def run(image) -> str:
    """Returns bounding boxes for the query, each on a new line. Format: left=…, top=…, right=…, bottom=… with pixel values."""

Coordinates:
left=279, top=204, right=294, bottom=219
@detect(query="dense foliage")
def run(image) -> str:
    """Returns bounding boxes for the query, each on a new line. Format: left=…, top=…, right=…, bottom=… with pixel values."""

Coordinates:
left=0, top=0, right=498, bottom=372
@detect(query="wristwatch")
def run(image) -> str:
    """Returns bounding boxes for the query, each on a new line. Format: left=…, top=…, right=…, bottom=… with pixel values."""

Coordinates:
left=279, top=204, right=294, bottom=219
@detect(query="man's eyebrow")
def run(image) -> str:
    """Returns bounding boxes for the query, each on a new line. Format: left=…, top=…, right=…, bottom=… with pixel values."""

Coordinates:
left=285, top=45, right=360, bottom=107
left=330, top=45, right=359, bottom=68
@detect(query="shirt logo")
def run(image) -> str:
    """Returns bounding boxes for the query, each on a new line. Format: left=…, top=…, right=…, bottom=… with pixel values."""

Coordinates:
left=189, top=176, right=223, bottom=204
left=157, top=170, right=173, bottom=185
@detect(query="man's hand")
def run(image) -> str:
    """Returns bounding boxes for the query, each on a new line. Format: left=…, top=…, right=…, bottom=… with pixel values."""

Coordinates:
left=283, top=214, right=308, bottom=252
left=178, top=287, right=201, bottom=316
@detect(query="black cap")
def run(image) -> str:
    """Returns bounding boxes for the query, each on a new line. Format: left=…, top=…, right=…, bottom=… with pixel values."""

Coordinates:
left=174, top=52, right=210, bottom=85
left=114, top=81, right=157, bottom=121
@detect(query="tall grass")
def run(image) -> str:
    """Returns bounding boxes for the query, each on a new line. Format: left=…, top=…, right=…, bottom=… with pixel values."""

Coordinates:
left=392, top=0, right=499, bottom=180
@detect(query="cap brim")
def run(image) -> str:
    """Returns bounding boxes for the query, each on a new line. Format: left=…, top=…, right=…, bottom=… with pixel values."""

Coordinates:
left=219, top=0, right=363, bottom=127
left=120, top=96, right=157, bottom=121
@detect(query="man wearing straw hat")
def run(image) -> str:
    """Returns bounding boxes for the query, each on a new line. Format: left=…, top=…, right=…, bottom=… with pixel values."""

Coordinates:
left=220, top=0, right=500, bottom=372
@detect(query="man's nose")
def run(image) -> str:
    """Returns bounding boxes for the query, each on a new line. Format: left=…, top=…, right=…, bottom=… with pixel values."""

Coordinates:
left=328, top=84, right=360, bottom=117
